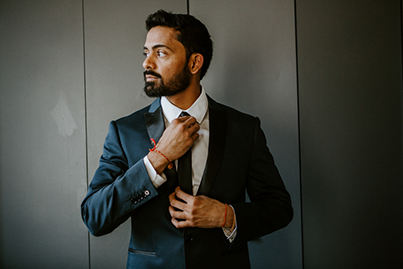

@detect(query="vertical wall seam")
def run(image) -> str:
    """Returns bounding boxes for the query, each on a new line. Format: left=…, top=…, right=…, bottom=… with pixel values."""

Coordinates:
left=81, top=0, right=91, bottom=268
left=401, top=0, right=403, bottom=95
left=400, top=0, right=403, bottom=179
left=187, top=0, right=190, bottom=14
left=293, top=0, right=304, bottom=268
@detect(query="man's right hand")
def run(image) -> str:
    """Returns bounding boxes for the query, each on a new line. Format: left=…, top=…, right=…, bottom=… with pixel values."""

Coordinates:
left=147, top=115, right=200, bottom=174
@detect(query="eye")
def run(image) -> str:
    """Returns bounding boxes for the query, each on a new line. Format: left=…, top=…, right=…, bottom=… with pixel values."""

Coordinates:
left=157, top=50, right=167, bottom=57
left=143, top=52, right=149, bottom=57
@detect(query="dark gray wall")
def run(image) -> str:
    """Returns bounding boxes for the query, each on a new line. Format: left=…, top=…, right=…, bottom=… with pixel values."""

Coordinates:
left=0, top=1, right=88, bottom=268
left=297, top=0, right=403, bottom=268
left=0, top=0, right=402, bottom=268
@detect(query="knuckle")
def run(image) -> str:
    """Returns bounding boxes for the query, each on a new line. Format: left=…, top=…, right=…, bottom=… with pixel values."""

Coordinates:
left=178, top=124, right=187, bottom=132
left=189, top=207, right=196, bottom=215
left=185, top=140, right=193, bottom=148
left=188, top=214, right=196, bottom=223
left=193, top=197, right=201, bottom=206
left=188, top=196, right=196, bottom=205
left=182, top=129, right=191, bottom=137
left=172, top=219, right=178, bottom=227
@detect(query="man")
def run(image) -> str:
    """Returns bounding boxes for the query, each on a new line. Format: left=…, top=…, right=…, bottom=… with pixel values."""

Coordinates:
left=81, top=10, right=293, bottom=268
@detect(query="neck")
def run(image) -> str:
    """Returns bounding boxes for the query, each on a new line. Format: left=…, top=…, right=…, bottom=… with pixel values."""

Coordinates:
left=166, top=82, right=201, bottom=110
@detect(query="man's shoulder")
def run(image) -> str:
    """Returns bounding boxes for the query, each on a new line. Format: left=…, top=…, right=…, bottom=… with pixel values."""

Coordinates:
left=114, top=98, right=159, bottom=126
left=116, top=106, right=150, bottom=122
left=209, top=97, right=257, bottom=123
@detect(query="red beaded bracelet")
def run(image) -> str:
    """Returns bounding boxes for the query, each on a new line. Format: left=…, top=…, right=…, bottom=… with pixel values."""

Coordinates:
left=149, top=138, right=173, bottom=169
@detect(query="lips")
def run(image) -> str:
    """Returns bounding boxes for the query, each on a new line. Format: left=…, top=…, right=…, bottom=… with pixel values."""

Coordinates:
left=144, top=71, right=162, bottom=82
left=145, top=74, right=159, bottom=82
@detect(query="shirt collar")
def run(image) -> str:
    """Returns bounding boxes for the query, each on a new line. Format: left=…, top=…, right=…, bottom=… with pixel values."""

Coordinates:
left=161, top=86, right=208, bottom=124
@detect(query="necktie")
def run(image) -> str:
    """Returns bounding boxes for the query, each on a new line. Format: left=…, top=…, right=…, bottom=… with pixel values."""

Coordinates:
left=177, top=111, right=193, bottom=195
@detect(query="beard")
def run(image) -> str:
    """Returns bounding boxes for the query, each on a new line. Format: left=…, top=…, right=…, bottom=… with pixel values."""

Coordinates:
left=143, top=64, right=191, bottom=98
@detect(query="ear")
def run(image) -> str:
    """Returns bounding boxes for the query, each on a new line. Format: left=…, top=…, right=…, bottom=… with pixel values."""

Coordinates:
left=188, top=53, right=204, bottom=75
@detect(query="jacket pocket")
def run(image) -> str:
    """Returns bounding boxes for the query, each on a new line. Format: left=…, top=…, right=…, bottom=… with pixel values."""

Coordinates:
left=128, top=248, right=157, bottom=256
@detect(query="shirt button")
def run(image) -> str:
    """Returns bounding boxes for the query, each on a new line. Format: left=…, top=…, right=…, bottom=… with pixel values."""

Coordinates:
left=184, top=236, right=193, bottom=242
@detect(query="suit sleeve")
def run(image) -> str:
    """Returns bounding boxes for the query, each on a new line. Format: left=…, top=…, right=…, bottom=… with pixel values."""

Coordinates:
left=81, top=121, right=158, bottom=236
left=232, top=117, right=293, bottom=243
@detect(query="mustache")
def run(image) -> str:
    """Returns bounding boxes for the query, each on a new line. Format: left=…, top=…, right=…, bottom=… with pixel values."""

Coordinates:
left=144, top=70, right=162, bottom=79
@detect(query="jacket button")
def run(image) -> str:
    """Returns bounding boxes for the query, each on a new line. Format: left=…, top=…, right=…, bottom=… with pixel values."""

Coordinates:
left=184, top=236, right=193, bottom=242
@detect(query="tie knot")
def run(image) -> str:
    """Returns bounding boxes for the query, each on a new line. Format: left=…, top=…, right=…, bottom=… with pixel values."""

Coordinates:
left=179, top=111, right=190, bottom=117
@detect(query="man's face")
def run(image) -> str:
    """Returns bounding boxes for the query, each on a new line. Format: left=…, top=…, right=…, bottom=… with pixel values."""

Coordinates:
left=143, top=26, right=190, bottom=97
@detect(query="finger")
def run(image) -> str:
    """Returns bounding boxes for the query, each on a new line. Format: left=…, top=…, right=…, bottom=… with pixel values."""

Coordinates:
left=183, top=116, right=198, bottom=126
left=170, top=117, right=189, bottom=127
left=188, top=122, right=200, bottom=133
left=169, top=190, right=187, bottom=210
left=175, top=187, right=194, bottom=204
left=171, top=217, right=179, bottom=228
left=168, top=192, right=176, bottom=204
left=177, top=115, right=191, bottom=122
left=170, top=197, right=186, bottom=211
left=168, top=205, right=174, bottom=217
left=168, top=205, right=182, bottom=217
left=169, top=206, right=187, bottom=219
left=171, top=218, right=192, bottom=228
left=191, top=131, right=200, bottom=141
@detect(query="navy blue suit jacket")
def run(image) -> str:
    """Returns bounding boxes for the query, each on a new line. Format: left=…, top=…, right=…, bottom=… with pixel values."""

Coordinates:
left=81, top=96, right=293, bottom=268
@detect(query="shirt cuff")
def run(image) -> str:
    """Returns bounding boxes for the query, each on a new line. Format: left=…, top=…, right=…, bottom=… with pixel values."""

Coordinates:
left=222, top=205, right=237, bottom=243
left=143, top=156, right=167, bottom=188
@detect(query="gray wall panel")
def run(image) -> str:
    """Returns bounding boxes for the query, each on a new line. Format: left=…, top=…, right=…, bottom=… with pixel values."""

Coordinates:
left=83, top=1, right=187, bottom=268
left=0, top=0, right=88, bottom=268
left=191, top=1, right=302, bottom=268
left=297, top=0, right=403, bottom=267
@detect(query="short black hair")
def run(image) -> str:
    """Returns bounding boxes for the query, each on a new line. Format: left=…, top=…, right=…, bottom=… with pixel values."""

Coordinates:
left=145, top=10, right=213, bottom=80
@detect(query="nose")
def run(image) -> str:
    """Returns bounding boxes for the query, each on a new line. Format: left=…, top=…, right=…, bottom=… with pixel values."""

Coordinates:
left=142, top=55, right=156, bottom=70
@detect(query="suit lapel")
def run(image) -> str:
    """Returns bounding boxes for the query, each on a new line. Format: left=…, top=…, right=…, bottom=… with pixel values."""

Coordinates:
left=144, top=98, right=165, bottom=144
left=197, top=98, right=227, bottom=196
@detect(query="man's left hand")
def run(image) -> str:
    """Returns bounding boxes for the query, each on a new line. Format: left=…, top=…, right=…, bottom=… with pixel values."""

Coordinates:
left=168, top=187, right=233, bottom=229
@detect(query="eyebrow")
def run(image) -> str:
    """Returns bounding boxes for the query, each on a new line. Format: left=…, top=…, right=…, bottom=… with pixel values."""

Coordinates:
left=143, top=44, right=173, bottom=51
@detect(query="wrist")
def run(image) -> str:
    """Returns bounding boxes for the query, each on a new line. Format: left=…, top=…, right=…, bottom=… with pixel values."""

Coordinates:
left=147, top=151, right=169, bottom=175
left=148, top=138, right=173, bottom=173
left=223, top=204, right=235, bottom=229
